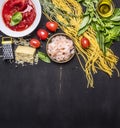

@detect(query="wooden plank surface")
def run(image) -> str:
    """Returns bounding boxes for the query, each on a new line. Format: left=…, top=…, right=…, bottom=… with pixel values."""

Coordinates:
left=0, top=0, right=120, bottom=128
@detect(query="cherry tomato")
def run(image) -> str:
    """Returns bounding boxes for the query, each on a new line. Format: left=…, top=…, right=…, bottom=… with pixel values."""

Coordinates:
left=81, top=37, right=90, bottom=49
left=46, top=21, right=58, bottom=32
left=30, top=38, right=41, bottom=48
left=37, top=29, right=48, bottom=40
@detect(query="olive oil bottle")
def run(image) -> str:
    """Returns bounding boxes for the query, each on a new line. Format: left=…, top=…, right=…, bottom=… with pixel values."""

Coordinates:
left=97, top=0, right=115, bottom=17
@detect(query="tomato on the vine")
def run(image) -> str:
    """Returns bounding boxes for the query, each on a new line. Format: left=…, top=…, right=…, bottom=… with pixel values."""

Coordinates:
left=30, top=38, right=41, bottom=48
left=81, top=37, right=90, bottom=49
left=46, top=21, right=58, bottom=32
left=37, top=29, right=48, bottom=40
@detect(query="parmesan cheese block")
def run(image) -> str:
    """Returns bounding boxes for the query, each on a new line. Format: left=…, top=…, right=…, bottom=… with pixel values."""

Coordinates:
left=15, top=46, right=36, bottom=64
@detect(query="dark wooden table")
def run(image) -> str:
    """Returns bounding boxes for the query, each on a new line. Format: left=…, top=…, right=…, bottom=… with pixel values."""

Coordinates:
left=0, top=0, right=120, bottom=128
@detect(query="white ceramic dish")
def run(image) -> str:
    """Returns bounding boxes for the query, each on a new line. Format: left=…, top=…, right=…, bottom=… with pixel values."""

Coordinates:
left=0, top=0, right=41, bottom=37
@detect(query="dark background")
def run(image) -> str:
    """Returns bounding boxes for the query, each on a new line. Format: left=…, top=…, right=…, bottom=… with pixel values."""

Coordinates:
left=0, top=0, right=120, bottom=128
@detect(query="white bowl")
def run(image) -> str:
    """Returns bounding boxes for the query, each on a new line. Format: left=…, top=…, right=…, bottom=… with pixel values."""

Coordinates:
left=0, top=0, right=41, bottom=37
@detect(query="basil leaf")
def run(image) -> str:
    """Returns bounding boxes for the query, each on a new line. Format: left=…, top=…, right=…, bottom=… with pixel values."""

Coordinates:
left=96, top=32, right=106, bottom=54
left=79, top=15, right=90, bottom=30
left=10, top=12, right=22, bottom=26
left=100, top=33, right=106, bottom=53
left=78, top=25, right=89, bottom=36
left=38, top=51, right=51, bottom=63
left=111, top=16, right=120, bottom=21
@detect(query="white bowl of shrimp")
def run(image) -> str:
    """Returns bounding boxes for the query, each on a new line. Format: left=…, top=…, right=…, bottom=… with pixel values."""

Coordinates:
left=46, top=33, right=75, bottom=63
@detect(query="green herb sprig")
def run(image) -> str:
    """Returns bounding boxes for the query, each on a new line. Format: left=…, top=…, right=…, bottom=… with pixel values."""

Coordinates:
left=77, top=0, right=120, bottom=54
